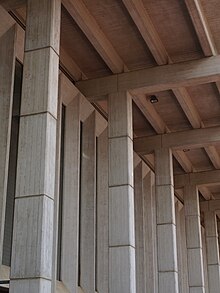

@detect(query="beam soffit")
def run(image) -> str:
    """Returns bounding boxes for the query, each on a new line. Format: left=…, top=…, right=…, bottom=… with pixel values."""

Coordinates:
left=62, top=0, right=127, bottom=74
left=0, top=0, right=26, bottom=11
left=76, top=55, right=220, bottom=98
left=133, top=126, right=220, bottom=155
left=174, top=169, right=220, bottom=189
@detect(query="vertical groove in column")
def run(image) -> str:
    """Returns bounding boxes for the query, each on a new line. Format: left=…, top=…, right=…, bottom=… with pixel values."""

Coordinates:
left=184, top=184, right=205, bottom=291
left=108, top=92, right=136, bottom=293
left=155, top=148, right=179, bottom=293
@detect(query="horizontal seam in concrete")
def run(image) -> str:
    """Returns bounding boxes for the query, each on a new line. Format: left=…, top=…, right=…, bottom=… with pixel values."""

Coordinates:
left=20, top=110, right=57, bottom=121
left=108, top=135, right=133, bottom=141
left=109, top=183, right=134, bottom=189
left=187, top=246, right=202, bottom=250
left=157, top=223, right=176, bottom=227
left=185, top=215, right=201, bottom=218
left=155, top=183, right=174, bottom=188
left=157, top=221, right=176, bottom=225
left=10, top=276, right=52, bottom=281
left=189, top=286, right=205, bottom=288
left=158, top=270, right=178, bottom=273
left=109, top=244, right=135, bottom=249
left=25, top=45, right=59, bottom=57
left=15, top=193, right=54, bottom=201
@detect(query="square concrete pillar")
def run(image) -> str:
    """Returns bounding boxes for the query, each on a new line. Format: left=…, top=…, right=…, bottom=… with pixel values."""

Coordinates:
left=204, top=210, right=220, bottom=293
left=176, top=202, right=189, bottom=293
left=184, top=185, right=205, bottom=293
left=108, top=92, right=136, bottom=293
left=9, top=0, right=61, bottom=292
left=155, top=148, right=179, bottom=293
left=134, top=162, right=145, bottom=292
left=0, top=24, right=16, bottom=265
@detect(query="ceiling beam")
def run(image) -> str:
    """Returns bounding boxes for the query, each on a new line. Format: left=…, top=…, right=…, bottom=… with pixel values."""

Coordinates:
left=62, top=0, right=127, bottom=74
left=175, top=169, right=220, bottom=188
left=121, top=2, right=217, bottom=186
left=60, top=47, right=87, bottom=81
left=121, top=0, right=219, bottom=182
left=172, top=87, right=202, bottom=128
left=185, top=1, right=220, bottom=117
left=172, top=150, right=193, bottom=173
left=0, top=0, right=26, bottom=10
left=134, top=125, right=220, bottom=155
left=133, top=94, right=167, bottom=134
left=172, top=88, right=220, bottom=169
left=76, top=55, right=220, bottom=98
left=133, top=94, right=193, bottom=173
left=200, top=199, right=220, bottom=212
left=61, top=0, right=194, bottom=177
left=204, top=145, right=220, bottom=169
left=121, top=0, right=170, bottom=65
left=198, top=186, right=212, bottom=200
left=185, top=0, right=217, bottom=56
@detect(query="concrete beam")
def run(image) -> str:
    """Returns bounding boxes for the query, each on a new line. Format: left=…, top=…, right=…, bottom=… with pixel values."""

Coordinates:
left=76, top=55, right=220, bottom=98
left=134, top=126, right=220, bottom=155
left=174, top=170, right=220, bottom=189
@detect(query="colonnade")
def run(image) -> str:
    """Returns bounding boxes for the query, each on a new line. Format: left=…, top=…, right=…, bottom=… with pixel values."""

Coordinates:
left=0, top=1, right=220, bottom=293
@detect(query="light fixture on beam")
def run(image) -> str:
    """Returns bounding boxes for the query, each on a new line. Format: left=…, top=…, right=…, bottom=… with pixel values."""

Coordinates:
left=183, top=149, right=190, bottom=152
left=149, top=95, right=158, bottom=104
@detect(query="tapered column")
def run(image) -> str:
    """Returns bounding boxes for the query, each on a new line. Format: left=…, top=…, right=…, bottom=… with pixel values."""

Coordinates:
left=184, top=185, right=205, bottom=293
left=0, top=24, right=16, bottom=265
left=155, top=148, right=178, bottom=293
left=10, top=0, right=61, bottom=292
left=204, top=211, right=220, bottom=293
left=108, top=92, right=136, bottom=293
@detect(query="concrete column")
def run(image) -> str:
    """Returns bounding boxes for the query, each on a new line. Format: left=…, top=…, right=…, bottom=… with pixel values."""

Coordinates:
left=134, top=162, right=145, bottom=293
left=51, top=93, right=62, bottom=293
left=108, top=92, right=136, bottom=293
left=80, top=112, right=96, bottom=292
left=155, top=148, right=178, bottom=293
left=9, top=0, right=61, bottom=292
left=201, top=226, right=209, bottom=293
left=204, top=210, right=220, bottom=293
left=61, top=96, right=81, bottom=293
left=0, top=23, right=16, bottom=265
left=143, top=171, right=157, bottom=293
left=97, top=128, right=109, bottom=293
left=176, top=201, right=189, bottom=293
left=184, top=184, right=205, bottom=293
